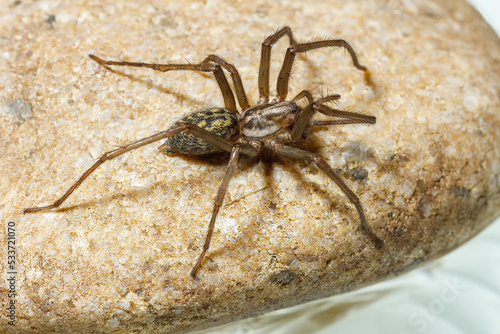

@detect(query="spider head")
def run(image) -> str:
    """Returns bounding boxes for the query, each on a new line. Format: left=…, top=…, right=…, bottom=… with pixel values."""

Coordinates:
left=240, top=101, right=298, bottom=139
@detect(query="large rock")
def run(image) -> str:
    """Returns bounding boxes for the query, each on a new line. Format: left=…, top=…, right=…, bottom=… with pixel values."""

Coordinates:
left=1, top=0, right=499, bottom=333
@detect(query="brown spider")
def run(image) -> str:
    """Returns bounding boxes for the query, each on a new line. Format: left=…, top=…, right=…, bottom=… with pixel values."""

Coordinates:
left=24, top=27, right=383, bottom=278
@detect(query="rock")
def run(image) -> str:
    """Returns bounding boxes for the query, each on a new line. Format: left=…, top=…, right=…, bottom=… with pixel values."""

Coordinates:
left=1, top=0, right=499, bottom=333
left=3, top=99, right=33, bottom=121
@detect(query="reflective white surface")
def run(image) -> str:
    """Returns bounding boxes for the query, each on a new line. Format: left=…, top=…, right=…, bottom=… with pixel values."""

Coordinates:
left=468, top=0, right=500, bottom=34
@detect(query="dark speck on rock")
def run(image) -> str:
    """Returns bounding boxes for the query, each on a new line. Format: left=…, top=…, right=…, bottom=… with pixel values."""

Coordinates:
left=451, top=186, right=470, bottom=197
left=395, top=228, right=405, bottom=237
left=46, top=15, right=56, bottom=24
left=3, top=99, right=33, bottom=121
left=348, top=167, right=368, bottom=180
left=270, top=269, right=296, bottom=285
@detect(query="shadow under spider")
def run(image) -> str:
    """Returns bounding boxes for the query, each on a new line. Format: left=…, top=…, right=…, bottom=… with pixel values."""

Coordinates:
left=97, top=65, right=216, bottom=109
left=196, top=154, right=367, bottom=271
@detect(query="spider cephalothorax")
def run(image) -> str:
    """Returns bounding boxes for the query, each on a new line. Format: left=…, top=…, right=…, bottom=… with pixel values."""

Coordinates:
left=25, top=27, right=383, bottom=278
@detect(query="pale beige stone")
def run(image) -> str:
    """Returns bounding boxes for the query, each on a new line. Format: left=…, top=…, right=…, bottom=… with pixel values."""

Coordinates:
left=1, top=0, right=500, bottom=333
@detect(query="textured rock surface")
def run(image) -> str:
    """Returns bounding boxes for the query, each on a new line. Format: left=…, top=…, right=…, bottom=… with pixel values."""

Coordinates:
left=1, top=0, right=500, bottom=333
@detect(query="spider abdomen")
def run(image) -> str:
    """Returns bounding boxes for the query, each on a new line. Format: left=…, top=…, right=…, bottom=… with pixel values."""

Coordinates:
left=161, top=108, right=239, bottom=155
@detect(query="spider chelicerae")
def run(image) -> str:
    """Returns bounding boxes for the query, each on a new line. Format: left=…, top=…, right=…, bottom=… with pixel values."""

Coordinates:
left=24, top=27, right=384, bottom=278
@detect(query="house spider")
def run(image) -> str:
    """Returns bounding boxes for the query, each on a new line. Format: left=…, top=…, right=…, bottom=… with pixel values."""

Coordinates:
left=24, top=27, right=384, bottom=278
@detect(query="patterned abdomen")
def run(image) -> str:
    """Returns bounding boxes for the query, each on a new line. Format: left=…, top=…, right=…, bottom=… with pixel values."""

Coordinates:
left=161, top=108, right=239, bottom=155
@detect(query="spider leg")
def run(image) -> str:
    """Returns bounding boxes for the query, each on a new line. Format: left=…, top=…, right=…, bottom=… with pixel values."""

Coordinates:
left=317, top=94, right=341, bottom=104
left=258, top=26, right=297, bottom=104
left=291, top=102, right=315, bottom=140
left=313, top=103, right=376, bottom=123
left=89, top=55, right=238, bottom=113
left=309, top=119, right=375, bottom=127
left=291, top=102, right=376, bottom=141
left=203, top=55, right=249, bottom=110
left=292, top=90, right=314, bottom=105
left=190, top=144, right=242, bottom=278
left=267, top=141, right=384, bottom=248
left=276, top=40, right=367, bottom=101
left=23, top=123, right=238, bottom=213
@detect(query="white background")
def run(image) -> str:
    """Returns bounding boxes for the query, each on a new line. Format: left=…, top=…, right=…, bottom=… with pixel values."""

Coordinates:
left=196, top=1, right=500, bottom=333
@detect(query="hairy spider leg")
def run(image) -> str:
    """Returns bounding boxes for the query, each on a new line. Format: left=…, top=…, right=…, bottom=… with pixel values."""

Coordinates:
left=277, top=39, right=367, bottom=101
left=203, top=55, right=249, bottom=110
left=292, top=90, right=314, bottom=105
left=291, top=100, right=376, bottom=141
left=267, top=142, right=384, bottom=248
left=190, top=144, right=242, bottom=278
left=23, top=124, right=235, bottom=213
left=258, top=26, right=297, bottom=104
left=191, top=140, right=259, bottom=278
left=88, top=54, right=246, bottom=113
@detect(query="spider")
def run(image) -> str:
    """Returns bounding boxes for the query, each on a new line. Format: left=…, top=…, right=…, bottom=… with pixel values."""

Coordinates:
left=24, top=27, right=384, bottom=278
